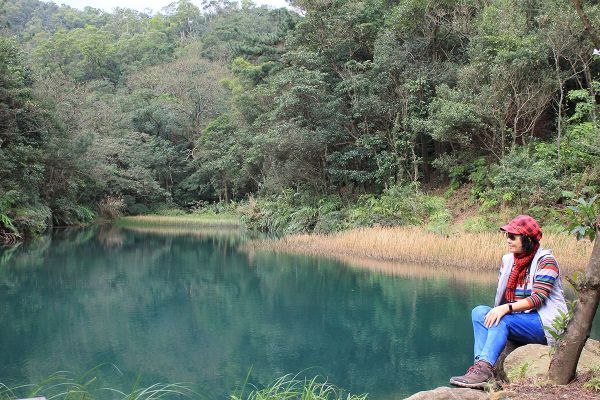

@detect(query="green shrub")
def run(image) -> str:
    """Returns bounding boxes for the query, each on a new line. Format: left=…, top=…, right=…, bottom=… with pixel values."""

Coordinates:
left=467, top=157, right=493, bottom=204
left=424, top=197, right=453, bottom=235
left=347, top=184, right=426, bottom=228
left=462, top=216, right=497, bottom=233
left=0, top=190, right=23, bottom=236
left=13, top=205, right=52, bottom=236
left=191, top=200, right=238, bottom=215
left=155, top=207, right=187, bottom=216
left=471, top=148, right=561, bottom=212
left=566, top=195, right=600, bottom=241
left=314, top=211, right=347, bottom=233
left=0, top=213, right=18, bottom=234
left=286, top=206, right=319, bottom=234
left=0, top=190, right=22, bottom=213
left=127, top=202, right=150, bottom=215
left=75, top=206, right=96, bottom=223
left=242, top=192, right=295, bottom=233
left=50, top=199, right=96, bottom=225
left=241, top=185, right=450, bottom=234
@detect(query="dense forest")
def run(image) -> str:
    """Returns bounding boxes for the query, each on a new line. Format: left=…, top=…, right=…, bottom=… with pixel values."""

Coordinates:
left=0, top=0, right=599, bottom=240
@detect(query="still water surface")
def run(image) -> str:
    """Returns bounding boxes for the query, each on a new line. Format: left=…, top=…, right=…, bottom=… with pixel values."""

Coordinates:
left=0, top=226, right=597, bottom=398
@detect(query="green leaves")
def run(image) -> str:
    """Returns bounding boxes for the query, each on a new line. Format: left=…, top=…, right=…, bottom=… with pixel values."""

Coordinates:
left=489, top=148, right=561, bottom=210
left=566, top=196, right=600, bottom=242
left=0, top=214, right=17, bottom=234
left=31, top=26, right=120, bottom=82
left=544, top=301, right=574, bottom=345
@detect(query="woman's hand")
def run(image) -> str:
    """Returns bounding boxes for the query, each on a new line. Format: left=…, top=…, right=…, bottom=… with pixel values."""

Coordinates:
left=484, top=304, right=510, bottom=328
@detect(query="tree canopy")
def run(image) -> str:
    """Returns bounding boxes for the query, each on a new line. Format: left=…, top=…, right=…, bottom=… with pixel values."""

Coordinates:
left=0, top=0, right=599, bottom=238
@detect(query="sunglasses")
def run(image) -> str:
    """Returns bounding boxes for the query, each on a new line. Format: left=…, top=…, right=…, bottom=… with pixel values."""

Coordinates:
left=505, top=232, right=521, bottom=240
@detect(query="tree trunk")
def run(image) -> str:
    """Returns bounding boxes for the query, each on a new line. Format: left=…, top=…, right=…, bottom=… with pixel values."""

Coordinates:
left=548, top=234, right=600, bottom=384
left=582, top=62, right=598, bottom=126
left=556, top=86, right=564, bottom=167
left=570, top=0, right=600, bottom=49
left=512, top=116, right=518, bottom=150
left=421, top=134, right=430, bottom=183
left=411, top=142, right=419, bottom=183
left=556, top=70, right=564, bottom=167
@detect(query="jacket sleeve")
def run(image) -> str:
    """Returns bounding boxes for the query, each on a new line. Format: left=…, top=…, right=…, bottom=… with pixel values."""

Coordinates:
left=525, top=255, right=559, bottom=309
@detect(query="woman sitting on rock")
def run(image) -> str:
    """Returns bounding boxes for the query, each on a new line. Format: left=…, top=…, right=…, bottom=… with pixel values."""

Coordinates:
left=449, top=215, right=568, bottom=389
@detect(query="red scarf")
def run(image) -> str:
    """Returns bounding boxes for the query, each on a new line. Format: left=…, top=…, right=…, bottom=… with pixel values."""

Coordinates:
left=503, top=243, right=539, bottom=303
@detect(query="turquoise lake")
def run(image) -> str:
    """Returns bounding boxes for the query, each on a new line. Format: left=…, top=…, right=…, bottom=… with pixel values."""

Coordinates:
left=0, top=226, right=598, bottom=399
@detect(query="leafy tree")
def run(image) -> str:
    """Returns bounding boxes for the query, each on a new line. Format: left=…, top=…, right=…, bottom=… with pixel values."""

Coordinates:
left=161, top=0, right=204, bottom=40
left=0, top=37, right=48, bottom=234
left=183, top=115, right=246, bottom=202
left=31, top=25, right=120, bottom=82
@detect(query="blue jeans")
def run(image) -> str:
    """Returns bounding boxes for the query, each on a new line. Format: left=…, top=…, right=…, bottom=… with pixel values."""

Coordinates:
left=472, top=305, right=547, bottom=366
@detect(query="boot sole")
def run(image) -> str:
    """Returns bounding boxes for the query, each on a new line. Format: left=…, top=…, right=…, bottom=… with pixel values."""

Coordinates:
left=448, top=377, right=488, bottom=390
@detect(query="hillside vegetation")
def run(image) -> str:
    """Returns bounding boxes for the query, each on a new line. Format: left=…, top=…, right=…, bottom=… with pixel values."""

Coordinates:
left=0, top=0, right=599, bottom=240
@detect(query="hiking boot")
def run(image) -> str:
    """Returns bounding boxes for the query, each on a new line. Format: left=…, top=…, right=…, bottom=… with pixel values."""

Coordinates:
left=449, top=360, right=494, bottom=389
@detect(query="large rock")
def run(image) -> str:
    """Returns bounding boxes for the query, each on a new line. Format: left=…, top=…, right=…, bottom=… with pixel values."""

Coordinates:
left=403, top=387, right=488, bottom=400
left=503, top=338, right=600, bottom=382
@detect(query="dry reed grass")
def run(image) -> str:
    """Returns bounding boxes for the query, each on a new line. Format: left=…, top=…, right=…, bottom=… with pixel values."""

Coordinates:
left=245, top=226, right=592, bottom=274
left=116, top=214, right=240, bottom=227
left=120, top=225, right=241, bottom=237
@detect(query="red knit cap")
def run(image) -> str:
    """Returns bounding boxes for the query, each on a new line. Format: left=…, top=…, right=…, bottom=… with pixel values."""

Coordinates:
left=500, top=215, right=543, bottom=242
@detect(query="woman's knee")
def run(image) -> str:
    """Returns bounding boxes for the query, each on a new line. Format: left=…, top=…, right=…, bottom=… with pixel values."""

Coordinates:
left=472, top=305, right=491, bottom=322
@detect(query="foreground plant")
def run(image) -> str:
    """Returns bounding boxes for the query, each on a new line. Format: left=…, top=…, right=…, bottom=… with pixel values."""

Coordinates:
left=0, top=366, right=198, bottom=400
left=230, top=374, right=367, bottom=400
left=1, top=369, right=366, bottom=400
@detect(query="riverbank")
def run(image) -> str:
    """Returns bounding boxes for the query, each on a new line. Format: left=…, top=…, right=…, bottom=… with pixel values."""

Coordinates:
left=244, top=226, right=592, bottom=274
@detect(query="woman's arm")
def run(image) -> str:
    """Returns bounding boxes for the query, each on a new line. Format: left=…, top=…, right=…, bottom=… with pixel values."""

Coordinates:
left=484, top=256, right=560, bottom=328
left=484, top=299, right=532, bottom=328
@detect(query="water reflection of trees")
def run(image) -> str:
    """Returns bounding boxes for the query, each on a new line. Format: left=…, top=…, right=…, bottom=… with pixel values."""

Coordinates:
left=0, top=229, right=597, bottom=398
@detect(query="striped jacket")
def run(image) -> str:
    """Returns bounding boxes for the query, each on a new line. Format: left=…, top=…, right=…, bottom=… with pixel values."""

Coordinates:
left=494, top=247, right=568, bottom=345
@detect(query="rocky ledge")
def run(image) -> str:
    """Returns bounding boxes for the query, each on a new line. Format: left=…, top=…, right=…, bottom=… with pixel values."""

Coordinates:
left=403, top=339, right=600, bottom=400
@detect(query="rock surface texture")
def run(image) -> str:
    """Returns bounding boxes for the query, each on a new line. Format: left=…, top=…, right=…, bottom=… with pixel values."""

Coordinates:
left=403, top=387, right=488, bottom=400
left=403, top=339, right=600, bottom=399
left=503, top=338, right=600, bottom=381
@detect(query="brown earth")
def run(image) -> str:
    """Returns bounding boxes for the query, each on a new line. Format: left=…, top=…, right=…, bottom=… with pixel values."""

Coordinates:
left=499, top=373, right=600, bottom=400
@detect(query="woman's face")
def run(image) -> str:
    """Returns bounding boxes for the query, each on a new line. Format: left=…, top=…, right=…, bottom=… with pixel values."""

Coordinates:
left=506, top=233, right=524, bottom=254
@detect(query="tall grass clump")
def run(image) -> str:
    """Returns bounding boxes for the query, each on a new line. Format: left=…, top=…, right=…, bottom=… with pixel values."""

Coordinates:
left=231, top=374, right=367, bottom=400
left=0, top=367, right=199, bottom=400
left=0, top=369, right=366, bottom=400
